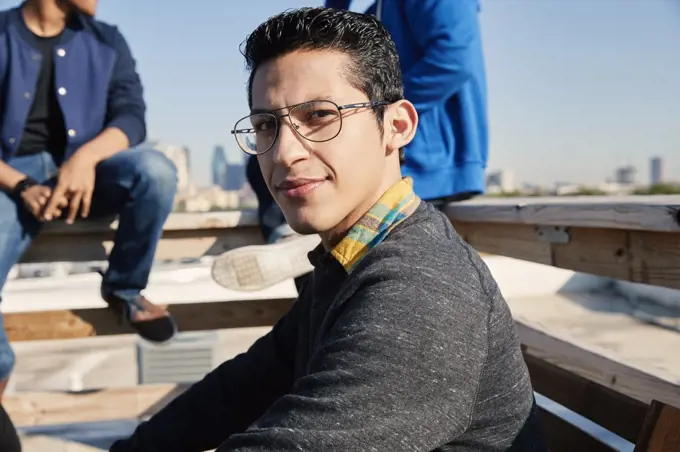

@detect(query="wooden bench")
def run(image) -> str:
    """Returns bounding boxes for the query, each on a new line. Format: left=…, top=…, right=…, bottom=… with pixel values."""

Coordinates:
left=4, top=195, right=680, bottom=450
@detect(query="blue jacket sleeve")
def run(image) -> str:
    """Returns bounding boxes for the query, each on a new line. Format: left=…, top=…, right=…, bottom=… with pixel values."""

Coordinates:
left=325, top=1, right=376, bottom=15
left=105, top=27, right=147, bottom=147
left=401, top=0, right=478, bottom=111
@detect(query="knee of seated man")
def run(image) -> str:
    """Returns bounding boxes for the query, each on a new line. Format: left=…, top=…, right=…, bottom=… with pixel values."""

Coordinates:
left=130, top=148, right=178, bottom=197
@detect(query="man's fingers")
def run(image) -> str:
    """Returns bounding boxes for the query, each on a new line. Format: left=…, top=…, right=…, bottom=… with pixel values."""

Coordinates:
left=81, top=189, right=93, bottom=218
left=28, top=200, right=42, bottom=219
left=66, top=192, right=83, bottom=224
left=43, top=185, right=67, bottom=220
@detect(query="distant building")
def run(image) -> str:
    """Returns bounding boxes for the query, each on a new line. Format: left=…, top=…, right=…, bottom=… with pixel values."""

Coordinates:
left=225, top=163, right=245, bottom=191
left=212, top=145, right=228, bottom=189
left=614, top=166, right=636, bottom=186
left=650, top=157, right=664, bottom=185
left=224, top=146, right=246, bottom=191
left=149, top=141, right=192, bottom=193
left=486, top=170, right=516, bottom=194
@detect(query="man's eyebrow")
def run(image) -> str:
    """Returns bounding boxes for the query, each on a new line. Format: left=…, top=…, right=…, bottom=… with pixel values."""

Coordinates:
left=250, top=96, right=334, bottom=115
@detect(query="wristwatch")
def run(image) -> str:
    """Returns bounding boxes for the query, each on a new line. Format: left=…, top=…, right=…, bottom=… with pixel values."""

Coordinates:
left=11, top=177, right=38, bottom=201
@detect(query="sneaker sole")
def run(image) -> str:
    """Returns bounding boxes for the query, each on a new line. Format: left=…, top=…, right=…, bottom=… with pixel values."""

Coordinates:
left=211, top=234, right=321, bottom=291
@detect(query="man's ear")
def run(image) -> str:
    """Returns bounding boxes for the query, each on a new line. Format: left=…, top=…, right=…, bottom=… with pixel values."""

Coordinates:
left=384, top=99, right=418, bottom=158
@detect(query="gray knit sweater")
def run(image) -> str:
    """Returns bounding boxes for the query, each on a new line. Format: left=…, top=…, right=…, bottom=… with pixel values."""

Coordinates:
left=111, top=202, right=544, bottom=451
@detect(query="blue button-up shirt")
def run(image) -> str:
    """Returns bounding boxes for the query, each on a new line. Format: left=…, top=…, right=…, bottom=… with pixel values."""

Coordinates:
left=0, top=7, right=146, bottom=161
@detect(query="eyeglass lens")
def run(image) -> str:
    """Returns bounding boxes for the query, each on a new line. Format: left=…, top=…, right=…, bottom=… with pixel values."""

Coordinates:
left=233, top=100, right=342, bottom=155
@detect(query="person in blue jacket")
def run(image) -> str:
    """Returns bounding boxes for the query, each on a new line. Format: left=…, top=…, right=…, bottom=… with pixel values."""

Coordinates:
left=329, top=0, right=488, bottom=202
left=211, top=0, right=488, bottom=291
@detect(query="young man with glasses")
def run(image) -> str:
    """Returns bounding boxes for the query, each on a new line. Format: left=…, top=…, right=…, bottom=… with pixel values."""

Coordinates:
left=211, top=0, right=488, bottom=293
left=111, top=7, right=544, bottom=451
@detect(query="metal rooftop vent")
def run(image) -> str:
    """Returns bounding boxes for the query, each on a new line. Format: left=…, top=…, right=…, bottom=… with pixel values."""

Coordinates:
left=136, top=331, right=219, bottom=385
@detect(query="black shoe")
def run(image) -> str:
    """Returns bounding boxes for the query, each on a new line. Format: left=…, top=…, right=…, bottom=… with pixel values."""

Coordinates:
left=101, top=289, right=178, bottom=343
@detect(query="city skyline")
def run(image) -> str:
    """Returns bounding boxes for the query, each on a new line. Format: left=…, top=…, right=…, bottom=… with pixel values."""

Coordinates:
left=1, top=0, right=677, bottom=187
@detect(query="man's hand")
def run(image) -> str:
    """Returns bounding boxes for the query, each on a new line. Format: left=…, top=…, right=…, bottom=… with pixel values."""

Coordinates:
left=20, top=185, right=54, bottom=220
left=43, top=152, right=97, bottom=224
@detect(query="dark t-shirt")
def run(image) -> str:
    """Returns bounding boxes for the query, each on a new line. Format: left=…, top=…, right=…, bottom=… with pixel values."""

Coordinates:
left=15, top=32, right=67, bottom=160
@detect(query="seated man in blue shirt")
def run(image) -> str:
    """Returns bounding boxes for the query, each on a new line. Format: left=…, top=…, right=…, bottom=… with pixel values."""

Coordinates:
left=211, top=0, right=489, bottom=292
left=0, top=0, right=178, bottom=403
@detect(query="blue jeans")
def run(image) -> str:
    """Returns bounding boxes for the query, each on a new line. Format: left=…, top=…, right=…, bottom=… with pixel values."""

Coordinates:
left=0, top=147, right=178, bottom=380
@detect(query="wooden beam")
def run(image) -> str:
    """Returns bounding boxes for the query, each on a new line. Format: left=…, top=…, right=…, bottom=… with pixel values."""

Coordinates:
left=634, top=400, right=680, bottom=452
left=446, top=196, right=680, bottom=232
left=518, top=319, right=680, bottom=409
left=524, top=352, right=648, bottom=443
left=4, top=384, right=187, bottom=427
left=20, top=210, right=261, bottom=264
left=453, top=221, right=680, bottom=290
left=22, top=226, right=263, bottom=263
left=4, top=298, right=294, bottom=342
left=39, top=210, right=258, bottom=235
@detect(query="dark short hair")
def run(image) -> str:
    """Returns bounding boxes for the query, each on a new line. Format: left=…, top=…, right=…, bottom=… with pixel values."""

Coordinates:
left=241, top=7, right=404, bottom=140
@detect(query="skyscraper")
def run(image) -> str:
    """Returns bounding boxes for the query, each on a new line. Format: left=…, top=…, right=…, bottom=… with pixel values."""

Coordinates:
left=615, top=166, right=636, bottom=186
left=650, top=157, right=664, bottom=185
left=212, top=145, right=228, bottom=189
left=225, top=146, right=246, bottom=191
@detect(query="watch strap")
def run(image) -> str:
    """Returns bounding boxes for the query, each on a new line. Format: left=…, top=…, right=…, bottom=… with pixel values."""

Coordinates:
left=11, top=177, right=38, bottom=200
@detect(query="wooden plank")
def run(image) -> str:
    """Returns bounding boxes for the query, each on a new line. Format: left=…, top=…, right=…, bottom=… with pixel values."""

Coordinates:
left=451, top=222, right=552, bottom=265
left=4, top=298, right=294, bottom=341
left=629, top=230, right=680, bottom=288
left=446, top=196, right=680, bottom=232
left=20, top=210, right=260, bottom=263
left=537, top=406, right=618, bottom=452
left=4, top=383, right=187, bottom=427
left=38, top=210, right=258, bottom=235
left=524, top=352, right=648, bottom=443
left=20, top=224, right=263, bottom=263
left=634, top=400, right=680, bottom=452
left=453, top=221, right=680, bottom=290
left=520, top=320, right=680, bottom=408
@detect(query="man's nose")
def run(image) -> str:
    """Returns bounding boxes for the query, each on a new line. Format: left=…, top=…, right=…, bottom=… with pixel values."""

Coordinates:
left=271, top=119, right=309, bottom=167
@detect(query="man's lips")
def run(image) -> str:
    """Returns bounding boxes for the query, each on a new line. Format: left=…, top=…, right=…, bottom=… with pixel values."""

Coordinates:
left=275, top=178, right=326, bottom=198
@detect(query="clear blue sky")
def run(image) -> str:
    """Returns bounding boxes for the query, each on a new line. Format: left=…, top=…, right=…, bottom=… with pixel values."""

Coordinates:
left=3, top=0, right=679, bottom=186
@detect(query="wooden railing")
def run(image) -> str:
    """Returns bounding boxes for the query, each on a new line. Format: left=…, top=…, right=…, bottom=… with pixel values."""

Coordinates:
left=4, top=195, right=680, bottom=450
left=449, top=195, right=680, bottom=451
left=447, top=195, right=680, bottom=290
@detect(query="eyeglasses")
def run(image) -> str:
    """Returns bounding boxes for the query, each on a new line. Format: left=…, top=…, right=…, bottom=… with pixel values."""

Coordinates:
left=231, top=99, right=390, bottom=156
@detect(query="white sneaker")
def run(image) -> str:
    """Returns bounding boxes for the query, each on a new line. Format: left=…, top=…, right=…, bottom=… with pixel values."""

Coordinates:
left=211, top=234, right=321, bottom=291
